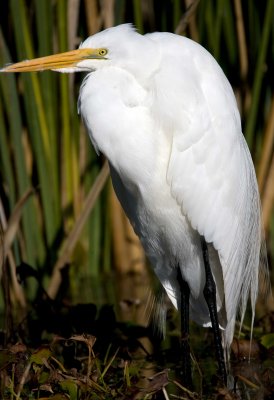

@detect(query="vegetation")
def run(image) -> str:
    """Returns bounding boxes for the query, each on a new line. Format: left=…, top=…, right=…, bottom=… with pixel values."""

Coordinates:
left=0, top=1, right=273, bottom=398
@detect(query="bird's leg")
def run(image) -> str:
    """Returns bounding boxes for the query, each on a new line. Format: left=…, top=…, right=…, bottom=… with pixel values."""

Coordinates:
left=177, top=266, right=192, bottom=387
left=201, top=237, right=227, bottom=385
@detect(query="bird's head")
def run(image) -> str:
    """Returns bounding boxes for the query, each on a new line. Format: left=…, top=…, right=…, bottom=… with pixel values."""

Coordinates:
left=1, top=24, right=160, bottom=81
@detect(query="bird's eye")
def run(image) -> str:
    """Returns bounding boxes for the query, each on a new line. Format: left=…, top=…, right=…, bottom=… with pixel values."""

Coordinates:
left=99, top=49, right=108, bottom=56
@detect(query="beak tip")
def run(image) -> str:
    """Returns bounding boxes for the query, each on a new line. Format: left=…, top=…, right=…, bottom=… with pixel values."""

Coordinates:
left=0, top=63, right=19, bottom=73
left=0, top=65, right=10, bottom=73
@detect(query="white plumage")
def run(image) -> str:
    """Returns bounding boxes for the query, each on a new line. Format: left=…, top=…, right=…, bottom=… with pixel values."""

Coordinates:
left=2, top=23, right=269, bottom=357
left=77, top=24, right=268, bottom=349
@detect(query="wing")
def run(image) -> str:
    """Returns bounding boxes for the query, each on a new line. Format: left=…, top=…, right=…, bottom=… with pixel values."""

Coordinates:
left=152, top=35, right=266, bottom=346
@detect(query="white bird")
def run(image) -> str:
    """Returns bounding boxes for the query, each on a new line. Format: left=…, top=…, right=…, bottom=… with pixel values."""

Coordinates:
left=1, top=24, right=269, bottom=385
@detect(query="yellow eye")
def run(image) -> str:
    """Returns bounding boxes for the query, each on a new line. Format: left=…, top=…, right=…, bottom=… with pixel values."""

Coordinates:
left=98, top=49, right=108, bottom=56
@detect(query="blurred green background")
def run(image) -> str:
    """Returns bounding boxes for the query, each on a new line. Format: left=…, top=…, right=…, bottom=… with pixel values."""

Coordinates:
left=0, top=0, right=273, bottom=317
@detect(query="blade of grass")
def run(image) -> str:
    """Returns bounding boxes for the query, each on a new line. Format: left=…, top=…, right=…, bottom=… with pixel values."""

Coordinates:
left=212, top=0, right=224, bottom=60
left=87, top=164, right=102, bottom=277
left=222, top=0, right=237, bottom=66
left=57, top=0, right=82, bottom=223
left=114, top=0, right=126, bottom=26
left=0, top=96, right=16, bottom=207
left=173, top=0, right=181, bottom=31
left=245, top=0, right=274, bottom=146
left=34, top=0, right=60, bottom=213
left=57, top=0, right=74, bottom=217
left=102, top=181, right=112, bottom=273
left=133, top=0, right=144, bottom=33
left=203, top=0, right=215, bottom=53
left=100, top=347, right=119, bottom=380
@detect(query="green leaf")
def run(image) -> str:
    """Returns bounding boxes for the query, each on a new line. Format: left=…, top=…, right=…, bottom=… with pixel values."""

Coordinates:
left=60, top=379, right=78, bottom=400
left=261, top=333, right=274, bottom=349
left=31, top=347, right=52, bottom=365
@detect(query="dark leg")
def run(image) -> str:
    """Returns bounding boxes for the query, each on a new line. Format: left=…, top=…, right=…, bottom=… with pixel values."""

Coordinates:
left=177, top=266, right=192, bottom=387
left=201, top=238, right=227, bottom=385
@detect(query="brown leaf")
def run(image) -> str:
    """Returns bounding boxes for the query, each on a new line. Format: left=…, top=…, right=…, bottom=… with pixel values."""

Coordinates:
left=70, top=334, right=96, bottom=349
left=9, top=343, right=27, bottom=354
left=216, top=387, right=240, bottom=399
left=231, top=338, right=261, bottom=359
left=145, top=369, right=169, bottom=392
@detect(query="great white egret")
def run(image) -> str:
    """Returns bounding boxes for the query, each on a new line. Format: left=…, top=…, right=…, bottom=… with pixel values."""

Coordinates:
left=1, top=24, right=270, bottom=386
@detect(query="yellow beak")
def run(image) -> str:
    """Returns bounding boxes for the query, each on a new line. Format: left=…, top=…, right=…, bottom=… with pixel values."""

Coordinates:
left=0, top=48, right=105, bottom=72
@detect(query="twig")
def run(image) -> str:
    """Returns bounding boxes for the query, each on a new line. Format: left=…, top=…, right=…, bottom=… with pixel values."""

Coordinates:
left=162, top=386, right=170, bottom=400
left=175, top=0, right=200, bottom=36
left=47, top=161, right=109, bottom=299
left=16, top=362, right=31, bottom=399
